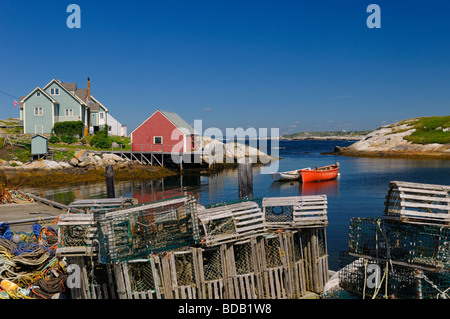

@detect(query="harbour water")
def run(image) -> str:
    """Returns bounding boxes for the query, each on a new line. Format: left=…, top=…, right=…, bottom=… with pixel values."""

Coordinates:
left=22, top=140, right=450, bottom=270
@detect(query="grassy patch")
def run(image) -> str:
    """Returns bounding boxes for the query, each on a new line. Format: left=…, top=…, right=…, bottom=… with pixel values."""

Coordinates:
left=404, top=116, right=450, bottom=144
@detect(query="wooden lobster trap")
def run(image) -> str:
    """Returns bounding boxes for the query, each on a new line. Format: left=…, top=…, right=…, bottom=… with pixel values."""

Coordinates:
left=57, top=198, right=137, bottom=258
left=57, top=213, right=98, bottom=257
left=197, top=201, right=266, bottom=247
left=95, top=196, right=200, bottom=263
left=262, top=195, right=328, bottom=230
left=68, top=197, right=137, bottom=214
left=384, top=181, right=450, bottom=226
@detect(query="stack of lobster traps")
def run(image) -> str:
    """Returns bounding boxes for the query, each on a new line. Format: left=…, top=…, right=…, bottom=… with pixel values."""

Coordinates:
left=327, top=181, right=450, bottom=299
left=57, top=194, right=330, bottom=299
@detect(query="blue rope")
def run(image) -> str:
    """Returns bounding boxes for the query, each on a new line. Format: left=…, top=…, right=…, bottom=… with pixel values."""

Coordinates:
left=0, top=222, right=13, bottom=240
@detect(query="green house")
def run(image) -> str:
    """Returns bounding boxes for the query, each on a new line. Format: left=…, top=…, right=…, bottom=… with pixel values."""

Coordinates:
left=19, top=78, right=109, bottom=135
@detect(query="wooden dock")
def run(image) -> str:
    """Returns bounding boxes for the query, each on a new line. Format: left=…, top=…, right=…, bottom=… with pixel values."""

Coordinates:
left=100, top=148, right=207, bottom=170
left=0, top=192, right=85, bottom=232
left=0, top=201, right=63, bottom=232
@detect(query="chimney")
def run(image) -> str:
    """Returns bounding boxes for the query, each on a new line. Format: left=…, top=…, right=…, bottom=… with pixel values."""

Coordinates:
left=87, top=77, right=91, bottom=102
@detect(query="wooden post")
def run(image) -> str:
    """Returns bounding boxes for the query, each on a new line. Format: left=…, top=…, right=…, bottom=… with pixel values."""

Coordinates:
left=238, top=158, right=253, bottom=199
left=105, top=164, right=115, bottom=198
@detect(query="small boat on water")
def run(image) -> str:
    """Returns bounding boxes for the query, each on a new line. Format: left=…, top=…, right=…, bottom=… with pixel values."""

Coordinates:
left=300, top=163, right=339, bottom=183
left=272, top=168, right=311, bottom=181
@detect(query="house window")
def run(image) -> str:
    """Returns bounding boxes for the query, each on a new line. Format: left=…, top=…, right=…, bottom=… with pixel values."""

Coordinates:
left=154, top=136, right=163, bottom=144
left=65, top=108, right=73, bottom=117
left=99, top=112, right=104, bottom=119
left=36, top=92, right=41, bottom=97
left=50, top=88, right=59, bottom=95
left=34, top=106, right=43, bottom=116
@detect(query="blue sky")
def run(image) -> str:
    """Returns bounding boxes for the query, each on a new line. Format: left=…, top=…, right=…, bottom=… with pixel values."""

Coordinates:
left=0, top=0, right=449, bottom=135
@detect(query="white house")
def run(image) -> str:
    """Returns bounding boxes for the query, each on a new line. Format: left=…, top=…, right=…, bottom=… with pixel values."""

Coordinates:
left=107, top=113, right=127, bottom=137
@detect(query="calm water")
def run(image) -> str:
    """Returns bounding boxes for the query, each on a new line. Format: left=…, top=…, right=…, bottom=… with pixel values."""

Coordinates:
left=23, top=140, right=450, bottom=270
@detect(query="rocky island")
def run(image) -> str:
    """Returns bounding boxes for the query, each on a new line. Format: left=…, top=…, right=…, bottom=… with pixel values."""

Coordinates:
left=332, top=116, right=450, bottom=159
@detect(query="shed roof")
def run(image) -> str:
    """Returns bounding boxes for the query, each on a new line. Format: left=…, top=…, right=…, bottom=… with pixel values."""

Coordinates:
left=131, top=109, right=198, bottom=135
left=159, top=110, right=197, bottom=135
left=31, top=134, right=48, bottom=140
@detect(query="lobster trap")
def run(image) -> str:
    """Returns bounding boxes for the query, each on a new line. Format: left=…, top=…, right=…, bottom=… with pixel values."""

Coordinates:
left=384, top=181, right=450, bottom=226
left=338, top=251, right=450, bottom=299
left=61, top=194, right=330, bottom=299
left=68, top=198, right=137, bottom=214
left=348, top=217, right=450, bottom=270
left=112, top=228, right=326, bottom=300
left=57, top=197, right=138, bottom=258
left=262, top=195, right=328, bottom=230
left=95, top=196, right=200, bottom=263
left=331, top=181, right=450, bottom=299
left=57, top=214, right=98, bottom=257
left=197, top=200, right=266, bottom=247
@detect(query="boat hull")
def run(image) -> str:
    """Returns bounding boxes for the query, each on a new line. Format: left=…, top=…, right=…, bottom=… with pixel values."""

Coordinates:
left=272, top=171, right=299, bottom=181
left=300, top=165, right=339, bottom=183
left=272, top=167, right=311, bottom=182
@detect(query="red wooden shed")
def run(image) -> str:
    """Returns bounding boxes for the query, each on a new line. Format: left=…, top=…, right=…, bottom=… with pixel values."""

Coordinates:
left=130, top=110, right=199, bottom=153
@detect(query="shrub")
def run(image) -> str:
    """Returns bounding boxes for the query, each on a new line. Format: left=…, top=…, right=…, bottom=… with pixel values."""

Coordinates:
left=52, top=121, right=84, bottom=138
left=60, top=135, right=77, bottom=144
left=49, top=135, right=60, bottom=143
left=91, top=136, right=112, bottom=149
left=90, top=125, right=113, bottom=149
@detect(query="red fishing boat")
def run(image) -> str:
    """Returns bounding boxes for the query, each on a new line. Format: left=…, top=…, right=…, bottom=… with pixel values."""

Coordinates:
left=300, top=163, right=340, bottom=183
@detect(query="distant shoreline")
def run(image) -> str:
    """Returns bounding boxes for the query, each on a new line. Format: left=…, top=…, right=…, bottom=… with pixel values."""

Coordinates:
left=327, top=148, right=450, bottom=160
left=280, top=136, right=363, bottom=141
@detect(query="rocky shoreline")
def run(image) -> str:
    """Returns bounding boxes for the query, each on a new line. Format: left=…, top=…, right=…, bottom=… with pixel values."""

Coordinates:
left=330, top=119, right=450, bottom=159
left=0, top=139, right=276, bottom=187
left=0, top=150, right=177, bottom=187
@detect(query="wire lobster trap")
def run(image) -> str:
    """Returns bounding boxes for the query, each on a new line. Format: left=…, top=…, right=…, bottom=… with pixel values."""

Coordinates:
left=202, top=246, right=225, bottom=299
left=348, top=217, right=450, bottom=270
left=338, top=251, right=450, bottom=299
left=95, top=196, right=200, bottom=263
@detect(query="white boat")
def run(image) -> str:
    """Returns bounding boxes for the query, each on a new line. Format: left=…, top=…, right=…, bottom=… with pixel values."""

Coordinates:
left=272, top=168, right=311, bottom=181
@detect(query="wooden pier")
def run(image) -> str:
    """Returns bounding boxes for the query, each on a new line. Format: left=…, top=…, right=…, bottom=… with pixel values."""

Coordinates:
left=0, top=193, right=72, bottom=232
left=101, top=148, right=208, bottom=170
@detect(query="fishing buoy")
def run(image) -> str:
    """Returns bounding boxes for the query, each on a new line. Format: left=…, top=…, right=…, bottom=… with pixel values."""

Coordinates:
left=1, top=279, right=18, bottom=291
